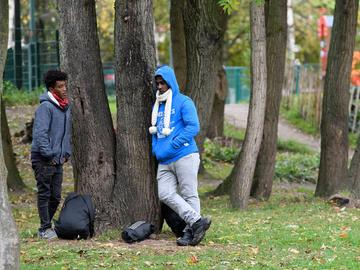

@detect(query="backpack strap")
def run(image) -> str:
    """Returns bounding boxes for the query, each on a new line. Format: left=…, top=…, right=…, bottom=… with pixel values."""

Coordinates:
left=79, top=194, right=95, bottom=237
left=61, top=192, right=78, bottom=210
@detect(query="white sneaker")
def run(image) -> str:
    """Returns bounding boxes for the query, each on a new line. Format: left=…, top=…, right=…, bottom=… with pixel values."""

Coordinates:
left=38, top=228, right=57, bottom=240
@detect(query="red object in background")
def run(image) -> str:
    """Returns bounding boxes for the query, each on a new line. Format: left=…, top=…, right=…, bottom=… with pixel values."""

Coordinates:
left=351, top=51, right=360, bottom=86
left=104, top=74, right=114, bottom=81
left=320, top=47, right=328, bottom=76
left=318, top=16, right=328, bottom=38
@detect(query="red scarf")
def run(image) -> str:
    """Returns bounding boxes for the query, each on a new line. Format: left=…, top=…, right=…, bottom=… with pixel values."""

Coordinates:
left=51, top=92, right=69, bottom=109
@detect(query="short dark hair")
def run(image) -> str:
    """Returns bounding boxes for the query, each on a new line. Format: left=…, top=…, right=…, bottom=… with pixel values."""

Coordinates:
left=43, top=70, right=68, bottom=90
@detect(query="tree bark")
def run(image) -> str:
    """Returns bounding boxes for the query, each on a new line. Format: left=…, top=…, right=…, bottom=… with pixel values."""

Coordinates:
left=183, top=0, right=227, bottom=151
left=251, top=0, right=287, bottom=200
left=170, top=0, right=187, bottom=91
left=113, top=0, right=161, bottom=230
left=0, top=0, right=20, bottom=267
left=58, top=0, right=116, bottom=232
left=230, top=1, right=267, bottom=208
left=207, top=65, right=228, bottom=139
left=349, top=137, right=360, bottom=199
left=316, top=0, right=359, bottom=197
left=2, top=99, right=25, bottom=191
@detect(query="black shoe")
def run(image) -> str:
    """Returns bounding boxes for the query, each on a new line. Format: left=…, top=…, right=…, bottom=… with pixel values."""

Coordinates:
left=176, top=229, right=193, bottom=246
left=189, top=217, right=211, bottom=246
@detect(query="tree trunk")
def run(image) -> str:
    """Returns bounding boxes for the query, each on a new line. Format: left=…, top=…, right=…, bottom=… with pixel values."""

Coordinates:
left=207, top=65, right=228, bottom=139
left=251, top=0, right=287, bottom=200
left=183, top=0, right=227, bottom=151
left=230, top=1, right=267, bottom=208
left=114, top=0, right=161, bottom=230
left=0, top=0, right=20, bottom=267
left=58, top=0, right=116, bottom=232
left=2, top=99, right=25, bottom=191
left=316, top=0, right=359, bottom=197
left=170, top=0, right=187, bottom=91
left=349, top=137, right=360, bottom=199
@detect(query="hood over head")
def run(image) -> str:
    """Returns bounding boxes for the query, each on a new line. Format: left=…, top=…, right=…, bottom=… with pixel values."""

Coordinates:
left=155, top=65, right=180, bottom=97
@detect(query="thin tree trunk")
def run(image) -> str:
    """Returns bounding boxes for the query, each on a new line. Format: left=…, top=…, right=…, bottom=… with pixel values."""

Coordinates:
left=2, top=99, right=25, bottom=191
left=0, top=0, right=20, bottom=267
left=207, top=64, right=228, bottom=139
left=230, top=1, right=267, bottom=208
left=58, top=0, right=116, bottom=232
left=114, top=0, right=161, bottom=230
left=349, top=137, right=360, bottom=199
left=316, top=0, right=359, bottom=197
left=251, top=0, right=287, bottom=200
left=170, top=0, right=186, bottom=91
left=183, top=0, right=227, bottom=152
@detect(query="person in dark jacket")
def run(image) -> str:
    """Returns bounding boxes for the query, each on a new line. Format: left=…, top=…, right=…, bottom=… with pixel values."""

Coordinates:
left=149, top=65, right=211, bottom=246
left=31, top=70, right=71, bottom=240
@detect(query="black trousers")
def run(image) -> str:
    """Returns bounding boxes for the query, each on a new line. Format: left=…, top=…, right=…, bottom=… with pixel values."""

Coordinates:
left=32, top=161, right=63, bottom=231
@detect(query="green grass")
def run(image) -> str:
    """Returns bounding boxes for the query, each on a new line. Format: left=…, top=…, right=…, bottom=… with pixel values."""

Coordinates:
left=7, top=103, right=360, bottom=269
left=224, top=123, right=315, bottom=154
left=13, top=186, right=360, bottom=269
left=224, top=122, right=245, bottom=140
left=3, top=81, right=45, bottom=106
left=280, top=106, right=319, bottom=136
left=108, top=95, right=116, bottom=114
left=280, top=103, right=359, bottom=149
left=277, top=139, right=314, bottom=154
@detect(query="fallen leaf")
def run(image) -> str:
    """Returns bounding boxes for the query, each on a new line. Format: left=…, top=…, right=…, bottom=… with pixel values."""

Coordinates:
left=188, top=255, right=199, bottom=264
left=249, top=247, right=259, bottom=255
left=289, top=248, right=299, bottom=254
left=144, top=261, right=152, bottom=266
left=320, top=244, right=328, bottom=250
left=339, top=232, right=348, bottom=238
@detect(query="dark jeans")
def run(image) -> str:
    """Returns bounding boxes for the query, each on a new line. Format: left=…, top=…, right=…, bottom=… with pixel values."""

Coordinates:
left=32, top=161, right=63, bottom=232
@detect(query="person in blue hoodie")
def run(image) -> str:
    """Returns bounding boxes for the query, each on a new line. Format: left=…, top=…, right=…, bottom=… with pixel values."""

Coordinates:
left=31, top=70, right=71, bottom=240
left=149, top=65, right=211, bottom=246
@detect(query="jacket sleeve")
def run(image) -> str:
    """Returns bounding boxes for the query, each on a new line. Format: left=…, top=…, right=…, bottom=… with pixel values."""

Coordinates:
left=64, top=111, right=72, bottom=158
left=33, top=104, right=54, bottom=159
left=171, top=99, right=200, bottom=149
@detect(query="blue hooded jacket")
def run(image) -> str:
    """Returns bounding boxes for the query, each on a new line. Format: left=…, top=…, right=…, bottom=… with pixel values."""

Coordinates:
left=31, top=92, right=71, bottom=165
left=152, top=65, right=200, bottom=164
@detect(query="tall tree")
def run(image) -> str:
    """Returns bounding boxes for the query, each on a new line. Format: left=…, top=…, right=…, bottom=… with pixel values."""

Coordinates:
left=0, top=0, right=20, bottom=268
left=59, top=0, right=161, bottom=231
left=170, top=0, right=187, bottom=91
left=113, top=0, right=161, bottom=228
left=58, top=0, right=116, bottom=232
left=230, top=0, right=267, bottom=208
left=207, top=66, right=228, bottom=139
left=2, top=99, right=25, bottom=191
left=183, top=0, right=227, bottom=150
left=316, top=0, right=359, bottom=197
left=250, top=0, right=287, bottom=200
left=349, top=138, right=360, bottom=199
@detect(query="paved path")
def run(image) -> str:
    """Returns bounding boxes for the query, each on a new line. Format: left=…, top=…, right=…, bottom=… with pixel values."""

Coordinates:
left=224, top=104, right=321, bottom=151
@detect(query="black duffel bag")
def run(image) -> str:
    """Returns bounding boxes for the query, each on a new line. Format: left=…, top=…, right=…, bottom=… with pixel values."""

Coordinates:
left=121, top=221, right=155, bottom=243
left=54, top=192, right=95, bottom=240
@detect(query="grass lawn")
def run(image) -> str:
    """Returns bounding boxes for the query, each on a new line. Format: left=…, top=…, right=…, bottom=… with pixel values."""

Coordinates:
left=6, top=104, right=360, bottom=270
left=11, top=182, right=360, bottom=269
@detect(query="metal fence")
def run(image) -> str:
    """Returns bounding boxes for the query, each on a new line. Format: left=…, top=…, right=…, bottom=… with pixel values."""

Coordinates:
left=225, top=66, right=250, bottom=104
left=5, top=28, right=60, bottom=90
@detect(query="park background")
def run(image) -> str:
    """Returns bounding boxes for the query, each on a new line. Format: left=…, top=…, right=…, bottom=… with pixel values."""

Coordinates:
left=1, top=0, right=360, bottom=269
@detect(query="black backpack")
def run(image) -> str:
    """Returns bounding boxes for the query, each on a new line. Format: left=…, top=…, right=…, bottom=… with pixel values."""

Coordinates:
left=54, top=193, right=95, bottom=240
left=161, top=203, right=186, bottom=237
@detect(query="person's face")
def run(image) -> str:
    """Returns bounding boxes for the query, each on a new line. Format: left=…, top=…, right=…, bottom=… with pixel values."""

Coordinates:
left=50, top=80, right=67, bottom=99
left=155, top=76, right=169, bottom=94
